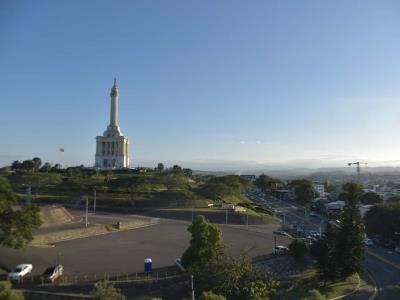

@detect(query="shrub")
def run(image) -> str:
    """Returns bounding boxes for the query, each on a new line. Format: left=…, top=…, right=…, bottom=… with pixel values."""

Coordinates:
left=301, top=289, right=327, bottom=300
left=199, top=291, right=226, bottom=300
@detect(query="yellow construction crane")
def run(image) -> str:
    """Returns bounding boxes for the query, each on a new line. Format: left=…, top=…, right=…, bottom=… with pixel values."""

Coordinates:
left=347, top=162, right=368, bottom=182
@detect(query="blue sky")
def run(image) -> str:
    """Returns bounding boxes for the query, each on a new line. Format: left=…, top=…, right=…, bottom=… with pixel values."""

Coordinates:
left=1, top=0, right=400, bottom=170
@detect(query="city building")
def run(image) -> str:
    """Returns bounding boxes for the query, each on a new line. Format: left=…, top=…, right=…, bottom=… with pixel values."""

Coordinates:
left=95, top=79, right=130, bottom=169
left=240, top=175, right=256, bottom=182
left=312, top=181, right=325, bottom=197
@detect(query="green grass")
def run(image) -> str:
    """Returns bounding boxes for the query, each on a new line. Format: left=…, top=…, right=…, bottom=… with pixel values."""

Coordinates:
left=276, top=269, right=359, bottom=300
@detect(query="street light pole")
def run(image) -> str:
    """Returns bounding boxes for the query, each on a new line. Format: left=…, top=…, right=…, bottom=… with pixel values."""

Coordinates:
left=93, top=187, right=97, bottom=214
left=85, top=196, right=89, bottom=228
left=191, top=274, right=195, bottom=300
left=319, top=219, right=324, bottom=236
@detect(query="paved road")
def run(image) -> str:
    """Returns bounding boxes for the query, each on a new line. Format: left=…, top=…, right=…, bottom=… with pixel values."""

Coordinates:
left=0, top=220, right=282, bottom=277
left=252, top=193, right=400, bottom=300
left=365, top=246, right=400, bottom=300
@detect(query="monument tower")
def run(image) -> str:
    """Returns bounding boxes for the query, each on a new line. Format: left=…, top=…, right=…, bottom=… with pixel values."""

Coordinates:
left=95, top=79, right=130, bottom=169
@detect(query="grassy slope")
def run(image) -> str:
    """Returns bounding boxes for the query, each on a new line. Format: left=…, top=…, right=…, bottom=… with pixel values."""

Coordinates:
left=10, top=172, right=254, bottom=209
left=276, top=269, right=359, bottom=300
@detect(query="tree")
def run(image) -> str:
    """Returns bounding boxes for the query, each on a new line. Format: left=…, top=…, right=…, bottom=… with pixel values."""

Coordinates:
left=0, top=177, right=42, bottom=248
left=365, top=203, right=400, bottom=241
left=40, top=162, right=52, bottom=173
left=324, top=181, right=336, bottom=193
left=92, top=280, right=125, bottom=300
left=289, top=239, right=308, bottom=262
left=172, top=165, right=183, bottom=174
left=192, top=252, right=277, bottom=300
left=181, top=215, right=224, bottom=268
left=255, top=174, right=282, bottom=192
left=313, top=183, right=366, bottom=281
left=359, top=192, right=383, bottom=205
left=182, top=216, right=277, bottom=299
left=199, top=291, right=226, bottom=300
left=291, top=180, right=319, bottom=205
left=21, top=160, right=35, bottom=172
left=0, top=281, right=24, bottom=300
left=183, top=168, right=193, bottom=178
left=31, top=157, right=42, bottom=172
left=50, top=164, right=62, bottom=172
left=334, top=183, right=366, bottom=278
left=311, top=223, right=338, bottom=281
left=156, top=162, right=164, bottom=172
left=11, top=161, right=22, bottom=171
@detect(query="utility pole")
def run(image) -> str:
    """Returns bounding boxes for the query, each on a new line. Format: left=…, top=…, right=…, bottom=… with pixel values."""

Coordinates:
left=192, top=207, right=194, bottom=222
left=246, top=212, right=249, bottom=230
left=93, top=187, right=97, bottom=214
left=85, top=196, right=89, bottom=228
left=191, top=274, right=195, bottom=300
left=274, top=235, right=277, bottom=248
left=225, top=209, right=228, bottom=225
left=319, top=219, right=324, bottom=236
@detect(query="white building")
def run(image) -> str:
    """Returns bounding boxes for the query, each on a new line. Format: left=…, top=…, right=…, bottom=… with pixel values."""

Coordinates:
left=95, top=79, right=130, bottom=169
left=312, top=181, right=325, bottom=197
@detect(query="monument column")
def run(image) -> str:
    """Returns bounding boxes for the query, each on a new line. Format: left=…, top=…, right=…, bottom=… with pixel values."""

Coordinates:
left=110, top=78, right=119, bottom=127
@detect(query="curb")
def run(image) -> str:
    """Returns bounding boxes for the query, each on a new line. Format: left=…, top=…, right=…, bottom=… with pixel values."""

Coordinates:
left=328, top=273, right=361, bottom=300
left=364, top=268, right=379, bottom=300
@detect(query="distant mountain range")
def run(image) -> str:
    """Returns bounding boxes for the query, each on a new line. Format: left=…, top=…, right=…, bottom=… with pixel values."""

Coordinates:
left=193, top=166, right=400, bottom=179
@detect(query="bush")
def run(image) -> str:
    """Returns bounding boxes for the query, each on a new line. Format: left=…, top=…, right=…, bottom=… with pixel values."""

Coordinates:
left=289, top=239, right=308, bottom=262
left=92, top=280, right=125, bottom=300
left=301, top=289, right=327, bottom=300
left=0, top=281, right=24, bottom=300
left=199, top=291, right=226, bottom=300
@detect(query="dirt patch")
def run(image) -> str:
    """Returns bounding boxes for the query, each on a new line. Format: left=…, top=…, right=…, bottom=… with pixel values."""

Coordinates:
left=39, top=205, right=75, bottom=227
left=31, top=219, right=159, bottom=247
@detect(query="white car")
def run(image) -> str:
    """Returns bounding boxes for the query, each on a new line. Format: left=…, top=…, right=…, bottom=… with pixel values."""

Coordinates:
left=309, top=231, right=320, bottom=238
left=8, top=264, right=33, bottom=280
left=272, top=245, right=289, bottom=255
left=364, top=238, right=373, bottom=246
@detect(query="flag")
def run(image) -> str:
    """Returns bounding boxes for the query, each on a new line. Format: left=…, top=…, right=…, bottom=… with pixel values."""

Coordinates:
left=59, top=148, right=64, bottom=152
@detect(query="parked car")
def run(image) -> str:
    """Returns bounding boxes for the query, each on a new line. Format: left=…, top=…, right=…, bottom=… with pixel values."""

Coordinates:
left=272, top=245, right=289, bottom=255
left=8, top=264, right=33, bottom=281
left=364, top=238, right=373, bottom=246
left=273, top=231, right=292, bottom=238
left=308, top=231, right=320, bottom=238
left=43, top=264, right=64, bottom=282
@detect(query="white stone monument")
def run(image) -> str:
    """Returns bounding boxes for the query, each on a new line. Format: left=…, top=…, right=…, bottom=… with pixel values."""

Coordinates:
left=95, top=79, right=130, bottom=169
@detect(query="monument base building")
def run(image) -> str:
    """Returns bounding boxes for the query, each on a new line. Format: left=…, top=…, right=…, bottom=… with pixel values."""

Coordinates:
left=95, top=79, right=130, bottom=169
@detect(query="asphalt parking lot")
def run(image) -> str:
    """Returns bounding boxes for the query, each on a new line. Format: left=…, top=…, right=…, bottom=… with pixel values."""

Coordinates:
left=0, top=221, right=282, bottom=276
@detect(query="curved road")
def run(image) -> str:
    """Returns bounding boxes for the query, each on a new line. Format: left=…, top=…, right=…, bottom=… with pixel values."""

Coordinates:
left=251, top=193, right=400, bottom=300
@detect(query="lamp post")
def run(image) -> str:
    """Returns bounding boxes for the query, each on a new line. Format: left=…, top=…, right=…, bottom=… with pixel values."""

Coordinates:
left=191, top=274, right=195, bottom=300
left=93, top=187, right=97, bottom=214
left=318, top=219, right=325, bottom=236
left=85, top=196, right=89, bottom=228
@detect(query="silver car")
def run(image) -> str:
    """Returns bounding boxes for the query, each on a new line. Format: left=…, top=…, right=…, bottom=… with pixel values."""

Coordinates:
left=43, top=264, right=64, bottom=282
